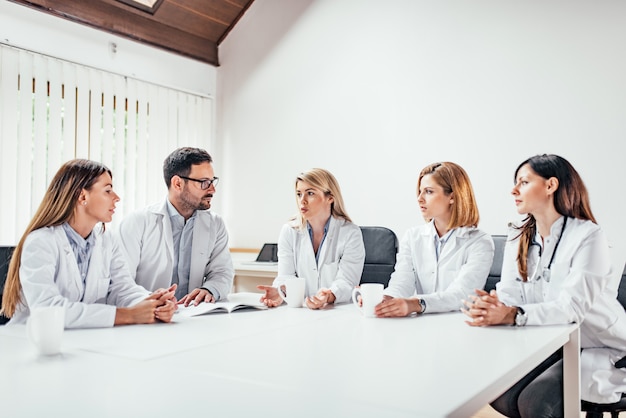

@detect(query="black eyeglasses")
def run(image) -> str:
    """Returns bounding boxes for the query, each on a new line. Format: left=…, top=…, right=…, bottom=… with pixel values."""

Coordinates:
left=179, top=175, right=219, bottom=190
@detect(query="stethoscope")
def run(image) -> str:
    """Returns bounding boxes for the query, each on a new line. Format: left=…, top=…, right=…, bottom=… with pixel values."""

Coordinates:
left=521, top=217, right=568, bottom=284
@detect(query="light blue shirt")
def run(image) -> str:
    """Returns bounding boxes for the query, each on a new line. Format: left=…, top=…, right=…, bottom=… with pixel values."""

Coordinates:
left=433, top=228, right=455, bottom=261
left=307, top=216, right=331, bottom=265
left=61, top=222, right=95, bottom=301
left=166, top=200, right=196, bottom=299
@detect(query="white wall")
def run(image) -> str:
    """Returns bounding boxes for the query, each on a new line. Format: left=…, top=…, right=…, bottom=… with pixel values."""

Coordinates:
left=218, top=0, right=626, bottom=271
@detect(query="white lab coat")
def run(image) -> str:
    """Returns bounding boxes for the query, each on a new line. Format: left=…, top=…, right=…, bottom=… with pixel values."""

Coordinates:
left=8, top=225, right=149, bottom=328
left=497, top=216, right=626, bottom=403
left=115, top=199, right=234, bottom=301
left=384, top=221, right=494, bottom=313
left=272, top=216, right=365, bottom=303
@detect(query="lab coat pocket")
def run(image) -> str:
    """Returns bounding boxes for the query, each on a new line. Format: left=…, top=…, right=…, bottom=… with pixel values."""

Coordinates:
left=319, top=261, right=339, bottom=288
left=545, top=262, right=570, bottom=301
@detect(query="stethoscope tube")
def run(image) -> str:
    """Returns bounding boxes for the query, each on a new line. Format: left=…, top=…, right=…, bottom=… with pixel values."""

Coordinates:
left=515, top=217, right=568, bottom=302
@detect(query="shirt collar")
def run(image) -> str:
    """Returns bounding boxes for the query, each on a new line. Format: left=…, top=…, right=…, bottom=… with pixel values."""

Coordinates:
left=307, top=216, right=331, bottom=236
left=428, top=220, right=455, bottom=243
left=61, top=222, right=95, bottom=250
left=533, top=215, right=566, bottom=246
left=166, top=199, right=196, bottom=224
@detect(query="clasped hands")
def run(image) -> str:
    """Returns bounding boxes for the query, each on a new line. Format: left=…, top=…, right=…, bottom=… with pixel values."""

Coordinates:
left=136, top=285, right=216, bottom=324
left=461, top=289, right=516, bottom=326
left=126, top=284, right=177, bottom=324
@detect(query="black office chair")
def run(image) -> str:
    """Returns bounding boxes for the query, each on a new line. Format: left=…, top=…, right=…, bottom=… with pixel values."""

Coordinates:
left=483, top=235, right=507, bottom=292
left=580, top=263, right=626, bottom=418
left=359, top=226, right=398, bottom=287
left=0, top=246, right=15, bottom=325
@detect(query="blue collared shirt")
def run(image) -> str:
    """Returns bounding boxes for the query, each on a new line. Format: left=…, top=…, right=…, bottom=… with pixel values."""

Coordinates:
left=433, top=227, right=455, bottom=261
left=307, top=216, right=331, bottom=265
left=166, top=199, right=196, bottom=299
left=62, top=222, right=95, bottom=300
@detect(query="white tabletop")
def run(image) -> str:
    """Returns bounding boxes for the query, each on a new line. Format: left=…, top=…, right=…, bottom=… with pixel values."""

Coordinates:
left=0, top=295, right=579, bottom=418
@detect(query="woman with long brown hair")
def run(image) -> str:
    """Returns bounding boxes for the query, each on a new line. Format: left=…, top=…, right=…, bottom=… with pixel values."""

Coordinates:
left=464, top=154, right=626, bottom=416
left=1, top=159, right=176, bottom=328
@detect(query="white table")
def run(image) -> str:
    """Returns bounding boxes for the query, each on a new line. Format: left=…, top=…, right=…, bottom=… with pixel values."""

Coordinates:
left=0, top=297, right=579, bottom=418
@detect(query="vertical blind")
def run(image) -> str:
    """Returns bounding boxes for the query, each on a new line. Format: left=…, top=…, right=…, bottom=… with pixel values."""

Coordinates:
left=0, top=44, right=213, bottom=245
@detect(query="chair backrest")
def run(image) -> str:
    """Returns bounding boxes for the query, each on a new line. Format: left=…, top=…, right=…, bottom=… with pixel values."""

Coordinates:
left=0, top=246, right=15, bottom=325
left=359, top=226, right=399, bottom=287
left=617, top=264, right=626, bottom=309
left=484, top=235, right=507, bottom=292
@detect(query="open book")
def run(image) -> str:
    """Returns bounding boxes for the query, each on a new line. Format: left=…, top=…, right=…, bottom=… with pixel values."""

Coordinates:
left=175, top=292, right=267, bottom=317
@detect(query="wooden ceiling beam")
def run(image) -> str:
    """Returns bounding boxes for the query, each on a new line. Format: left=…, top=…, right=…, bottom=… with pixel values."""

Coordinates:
left=9, top=0, right=219, bottom=66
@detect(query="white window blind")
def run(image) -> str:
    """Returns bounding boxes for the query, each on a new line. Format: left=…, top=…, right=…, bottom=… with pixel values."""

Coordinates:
left=0, top=44, right=213, bottom=245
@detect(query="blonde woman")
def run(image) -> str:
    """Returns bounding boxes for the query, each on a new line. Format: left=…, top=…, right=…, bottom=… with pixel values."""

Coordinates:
left=258, top=168, right=365, bottom=309
left=1, top=159, right=176, bottom=328
left=375, top=162, right=494, bottom=317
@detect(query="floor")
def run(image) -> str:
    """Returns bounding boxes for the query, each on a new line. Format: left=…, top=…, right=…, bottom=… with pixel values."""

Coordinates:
left=472, top=404, right=621, bottom=417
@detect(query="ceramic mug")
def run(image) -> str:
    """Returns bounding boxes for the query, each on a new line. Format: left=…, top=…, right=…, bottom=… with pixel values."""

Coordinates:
left=352, top=283, right=384, bottom=317
left=278, top=277, right=306, bottom=308
left=27, top=306, right=65, bottom=355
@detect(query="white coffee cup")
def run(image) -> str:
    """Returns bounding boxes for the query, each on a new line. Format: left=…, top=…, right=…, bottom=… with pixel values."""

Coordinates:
left=27, top=306, right=65, bottom=355
left=278, top=277, right=306, bottom=308
left=352, top=283, right=384, bottom=317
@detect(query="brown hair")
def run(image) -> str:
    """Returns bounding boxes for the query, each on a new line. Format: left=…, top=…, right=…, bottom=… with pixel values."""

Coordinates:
left=1, top=159, right=111, bottom=317
left=513, top=154, right=595, bottom=280
left=418, top=162, right=480, bottom=230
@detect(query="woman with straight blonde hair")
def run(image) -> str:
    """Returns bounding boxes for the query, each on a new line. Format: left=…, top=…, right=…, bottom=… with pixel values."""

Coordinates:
left=375, top=161, right=494, bottom=317
left=258, top=168, right=365, bottom=309
left=1, top=159, right=177, bottom=328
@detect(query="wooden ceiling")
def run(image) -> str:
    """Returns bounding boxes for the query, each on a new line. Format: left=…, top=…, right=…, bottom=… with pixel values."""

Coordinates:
left=9, top=0, right=256, bottom=66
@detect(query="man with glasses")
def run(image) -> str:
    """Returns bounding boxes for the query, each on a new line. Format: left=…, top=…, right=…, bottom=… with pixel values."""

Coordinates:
left=116, top=147, right=234, bottom=306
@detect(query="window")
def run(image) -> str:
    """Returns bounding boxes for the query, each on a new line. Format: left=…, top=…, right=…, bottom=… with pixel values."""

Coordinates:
left=0, top=44, right=212, bottom=244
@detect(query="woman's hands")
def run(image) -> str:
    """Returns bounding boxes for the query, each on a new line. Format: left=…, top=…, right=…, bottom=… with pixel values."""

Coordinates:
left=462, top=289, right=517, bottom=326
left=374, top=296, right=419, bottom=317
left=115, top=285, right=178, bottom=325
left=257, top=285, right=284, bottom=308
left=256, top=285, right=336, bottom=309
left=305, top=288, right=335, bottom=310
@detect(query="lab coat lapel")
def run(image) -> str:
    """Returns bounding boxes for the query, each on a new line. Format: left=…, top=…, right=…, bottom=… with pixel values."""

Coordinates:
left=317, top=216, right=340, bottom=266
left=156, top=200, right=175, bottom=270
left=83, top=230, right=103, bottom=302
left=439, top=229, right=463, bottom=263
left=298, top=228, right=317, bottom=282
left=56, top=228, right=84, bottom=299
left=420, top=225, right=438, bottom=292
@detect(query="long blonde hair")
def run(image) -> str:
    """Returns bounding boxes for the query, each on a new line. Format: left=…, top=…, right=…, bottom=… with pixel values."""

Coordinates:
left=1, top=159, right=111, bottom=317
left=292, top=168, right=352, bottom=229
